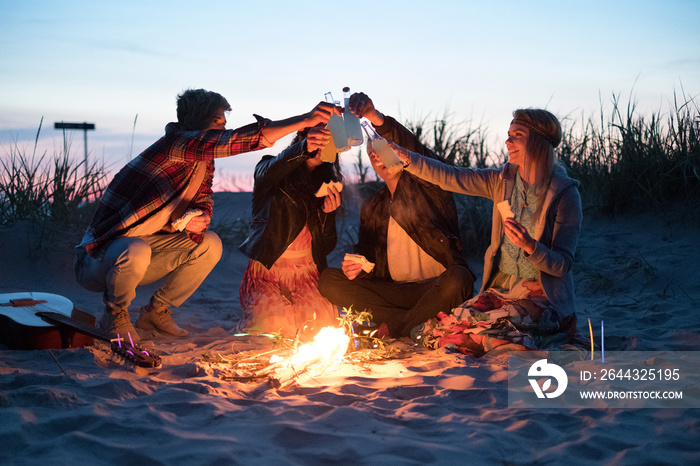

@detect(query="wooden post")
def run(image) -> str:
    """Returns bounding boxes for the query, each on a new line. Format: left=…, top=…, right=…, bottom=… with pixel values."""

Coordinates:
left=54, top=122, right=95, bottom=177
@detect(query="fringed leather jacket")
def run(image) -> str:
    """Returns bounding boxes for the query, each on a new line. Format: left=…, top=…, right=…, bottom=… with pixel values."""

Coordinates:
left=238, top=140, right=338, bottom=271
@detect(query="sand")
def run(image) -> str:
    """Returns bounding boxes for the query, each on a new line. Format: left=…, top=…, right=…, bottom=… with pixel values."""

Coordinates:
left=1, top=192, right=699, bottom=465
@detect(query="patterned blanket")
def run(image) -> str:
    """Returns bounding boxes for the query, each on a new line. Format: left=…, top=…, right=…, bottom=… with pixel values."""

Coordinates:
left=413, top=289, right=580, bottom=357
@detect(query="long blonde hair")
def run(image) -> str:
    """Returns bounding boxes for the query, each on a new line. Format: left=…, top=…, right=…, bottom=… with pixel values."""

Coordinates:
left=511, top=108, right=562, bottom=189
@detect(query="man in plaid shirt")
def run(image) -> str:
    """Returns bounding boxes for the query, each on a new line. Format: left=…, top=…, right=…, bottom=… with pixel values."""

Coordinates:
left=74, top=88, right=339, bottom=342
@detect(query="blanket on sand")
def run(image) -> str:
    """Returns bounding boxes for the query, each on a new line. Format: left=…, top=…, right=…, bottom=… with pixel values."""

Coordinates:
left=414, top=288, right=581, bottom=357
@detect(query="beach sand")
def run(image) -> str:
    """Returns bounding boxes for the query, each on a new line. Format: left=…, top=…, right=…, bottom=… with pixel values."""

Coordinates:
left=1, top=192, right=699, bottom=465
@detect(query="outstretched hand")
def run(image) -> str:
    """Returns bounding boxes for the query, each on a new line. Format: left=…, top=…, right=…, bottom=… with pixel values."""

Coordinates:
left=503, top=217, right=536, bottom=255
left=348, top=92, right=384, bottom=127
left=306, top=101, right=343, bottom=127
left=388, top=141, right=411, bottom=165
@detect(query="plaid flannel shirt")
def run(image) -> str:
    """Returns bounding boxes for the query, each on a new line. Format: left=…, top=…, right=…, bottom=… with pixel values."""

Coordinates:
left=81, top=118, right=270, bottom=258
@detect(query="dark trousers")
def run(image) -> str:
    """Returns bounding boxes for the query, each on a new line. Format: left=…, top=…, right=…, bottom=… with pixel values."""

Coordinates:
left=318, top=265, right=474, bottom=337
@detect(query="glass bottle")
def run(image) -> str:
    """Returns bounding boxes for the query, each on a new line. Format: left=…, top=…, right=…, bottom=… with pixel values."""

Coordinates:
left=361, top=121, right=403, bottom=174
left=343, top=86, right=364, bottom=147
left=319, top=126, right=338, bottom=163
left=324, top=92, right=349, bottom=152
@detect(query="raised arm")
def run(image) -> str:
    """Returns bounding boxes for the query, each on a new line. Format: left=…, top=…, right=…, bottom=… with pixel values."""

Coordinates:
left=348, top=92, right=434, bottom=158
left=392, top=143, right=500, bottom=199
left=259, top=102, right=342, bottom=146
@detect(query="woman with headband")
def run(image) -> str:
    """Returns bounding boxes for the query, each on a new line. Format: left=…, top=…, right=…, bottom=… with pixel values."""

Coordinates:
left=389, top=109, right=583, bottom=354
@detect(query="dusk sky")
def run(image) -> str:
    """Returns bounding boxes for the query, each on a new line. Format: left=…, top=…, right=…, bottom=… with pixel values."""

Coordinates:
left=2, top=0, right=698, bottom=189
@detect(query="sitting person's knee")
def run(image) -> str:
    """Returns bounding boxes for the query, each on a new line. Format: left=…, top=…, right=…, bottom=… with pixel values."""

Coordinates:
left=318, top=267, right=345, bottom=298
left=442, top=265, right=475, bottom=297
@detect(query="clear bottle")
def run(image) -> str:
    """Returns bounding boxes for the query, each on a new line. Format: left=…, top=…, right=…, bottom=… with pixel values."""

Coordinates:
left=324, top=92, right=349, bottom=152
left=319, top=128, right=338, bottom=163
left=362, top=121, right=403, bottom=175
left=343, top=86, right=364, bottom=147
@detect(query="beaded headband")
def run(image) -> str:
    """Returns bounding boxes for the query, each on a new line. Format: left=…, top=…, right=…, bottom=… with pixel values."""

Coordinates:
left=511, top=118, right=558, bottom=147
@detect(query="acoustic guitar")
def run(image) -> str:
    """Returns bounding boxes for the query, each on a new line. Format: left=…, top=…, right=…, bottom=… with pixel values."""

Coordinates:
left=0, top=292, right=93, bottom=350
left=0, top=292, right=161, bottom=368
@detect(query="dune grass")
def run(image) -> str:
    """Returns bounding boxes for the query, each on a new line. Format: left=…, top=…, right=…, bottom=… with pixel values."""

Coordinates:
left=404, top=109, right=502, bottom=169
left=559, top=91, right=699, bottom=217
left=0, top=119, right=108, bottom=248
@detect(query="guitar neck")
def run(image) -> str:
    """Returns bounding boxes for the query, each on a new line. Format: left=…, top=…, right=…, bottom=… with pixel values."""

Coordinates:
left=36, top=311, right=112, bottom=342
left=36, top=311, right=162, bottom=368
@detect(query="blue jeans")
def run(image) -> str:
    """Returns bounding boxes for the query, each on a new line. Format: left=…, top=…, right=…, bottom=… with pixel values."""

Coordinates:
left=74, top=231, right=222, bottom=315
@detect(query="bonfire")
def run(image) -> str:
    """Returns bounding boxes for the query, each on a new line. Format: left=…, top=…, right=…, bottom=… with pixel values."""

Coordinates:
left=202, top=310, right=405, bottom=391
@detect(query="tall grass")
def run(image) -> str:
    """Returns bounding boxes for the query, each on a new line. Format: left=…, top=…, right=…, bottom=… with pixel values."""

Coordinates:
left=559, top=91, right=699, bottom=217
left=404, top=110, right=503, bottom=168
left=0, top=119, right=108, bottom=227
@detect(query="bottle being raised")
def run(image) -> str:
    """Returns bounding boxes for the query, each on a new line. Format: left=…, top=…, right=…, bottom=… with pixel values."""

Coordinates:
left=362, top=121, right=403, bottom=175
left=324, top=92, right=349, bottom=153
left=343, top=86, right=364, bottom=147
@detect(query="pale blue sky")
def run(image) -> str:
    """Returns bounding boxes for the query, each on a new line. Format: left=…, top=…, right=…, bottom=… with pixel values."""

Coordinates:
left=1, top=0, right=698, bottom=189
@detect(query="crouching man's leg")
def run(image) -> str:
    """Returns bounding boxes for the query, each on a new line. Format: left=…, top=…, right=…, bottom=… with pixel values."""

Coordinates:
left=74, top=237, right=152, bottom=342
left=135, top=231, right=223, bottom=337
left=397, top=265, right=475, bottom=337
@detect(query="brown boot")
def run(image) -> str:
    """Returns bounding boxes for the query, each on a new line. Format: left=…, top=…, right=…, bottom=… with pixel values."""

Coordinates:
left=135, top=305, right=188, bottom=337
left=99, top=308, right=141, bottom=343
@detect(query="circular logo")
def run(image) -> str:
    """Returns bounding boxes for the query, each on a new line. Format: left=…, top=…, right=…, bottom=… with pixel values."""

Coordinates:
left=528, top=359, right=568, bottom=398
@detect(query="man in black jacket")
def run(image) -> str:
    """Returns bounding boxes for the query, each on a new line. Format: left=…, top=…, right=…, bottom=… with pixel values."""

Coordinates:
left=318, top=93, right=475, bottom=337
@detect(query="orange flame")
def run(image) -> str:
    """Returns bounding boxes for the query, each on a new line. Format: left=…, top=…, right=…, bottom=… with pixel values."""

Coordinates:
left=271, top=326, right=349, bottom=368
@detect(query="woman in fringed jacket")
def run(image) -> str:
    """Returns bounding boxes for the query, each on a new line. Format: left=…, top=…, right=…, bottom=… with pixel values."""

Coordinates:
left=237, top=126, right=343, bottom=339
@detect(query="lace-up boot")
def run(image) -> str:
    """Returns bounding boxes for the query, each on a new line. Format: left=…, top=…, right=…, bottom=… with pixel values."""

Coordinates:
left=136, top=305, right=188, bottom=337
left=99, top=308, right=141, bottom=343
